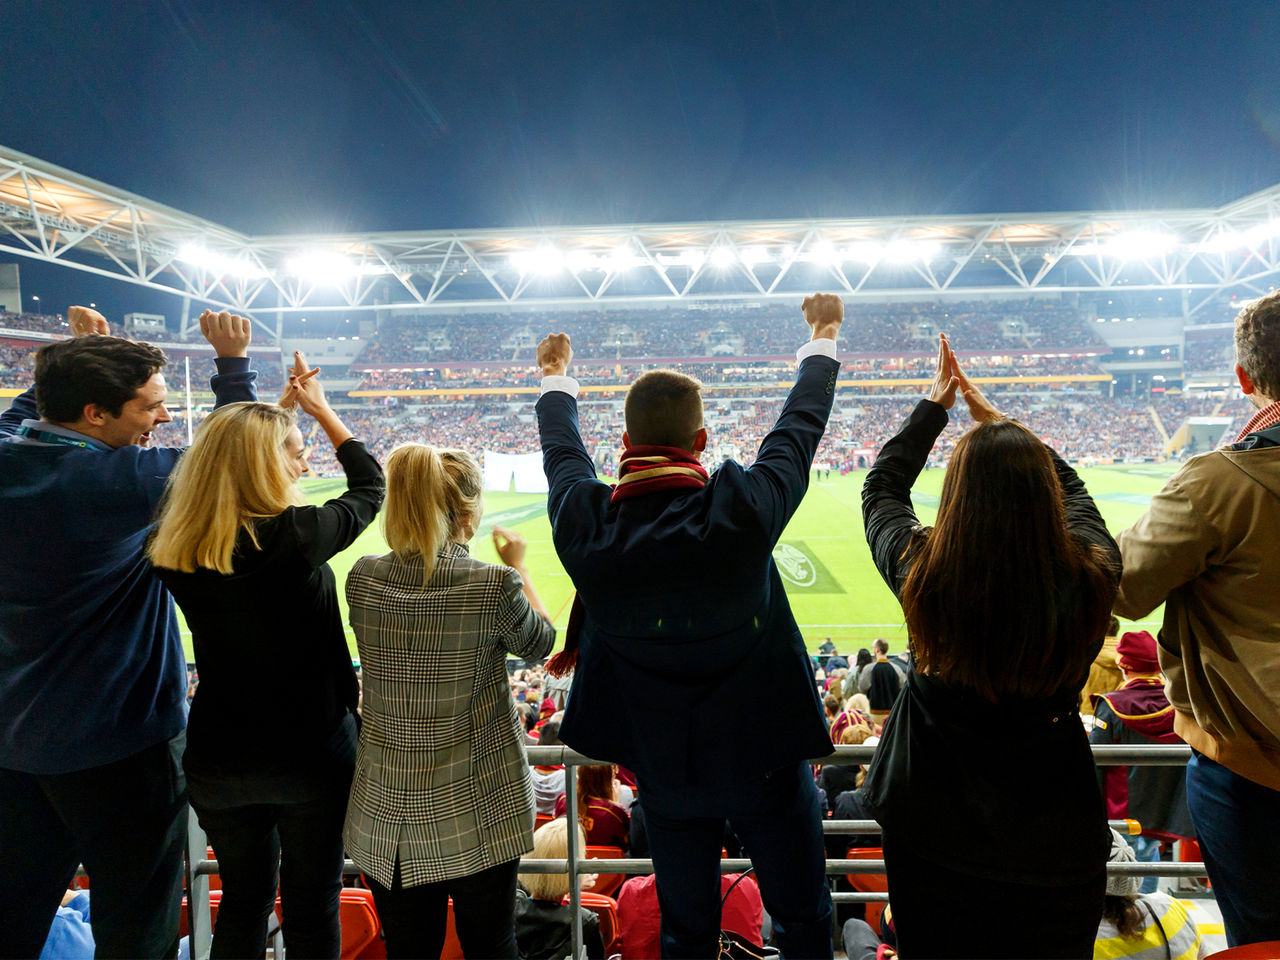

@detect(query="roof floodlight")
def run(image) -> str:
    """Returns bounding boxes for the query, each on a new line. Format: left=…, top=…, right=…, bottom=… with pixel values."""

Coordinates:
left=510, top=245, right=564, bottom=276
left=1099, top=230, right=1178, bottom=260
left=739, top=245, right=769, bottom=266
left=566, top=250, right=597, bottom=273
left=287, top=250, right=361, bottom=284
left=709, top=246, right=736, bottom=270
left=848, top=241, right=884, bottom=263
left=810, top=240, right=842, bottom=266
left=678, top=248, right=706, bottom=268
left=1245, top=219, right=1280, bottom=245
left=609, top=242, right=642, bottom=271
left=177, top=243, right=266, bottom=280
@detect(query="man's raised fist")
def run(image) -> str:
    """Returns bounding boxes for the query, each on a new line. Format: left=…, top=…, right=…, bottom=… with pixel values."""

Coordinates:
left=801, top=293, right=843, bottom=341
left=537, top=333, right=573, bottom=377
left=67, top=305, right=110, bottom=338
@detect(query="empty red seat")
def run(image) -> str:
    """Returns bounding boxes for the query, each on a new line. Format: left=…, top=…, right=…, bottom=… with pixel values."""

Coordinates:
left=845, top=846, right=888, bottom=932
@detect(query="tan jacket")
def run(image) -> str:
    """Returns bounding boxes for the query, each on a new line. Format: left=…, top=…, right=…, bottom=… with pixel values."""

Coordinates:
left=1078, top=634, right=1122, bottom=716
left=1116, top=444, right=1280, bottom=790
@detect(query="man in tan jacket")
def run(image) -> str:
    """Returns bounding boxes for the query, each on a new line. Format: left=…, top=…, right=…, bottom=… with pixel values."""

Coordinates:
left=1114, top=288, right=1280, bottom=948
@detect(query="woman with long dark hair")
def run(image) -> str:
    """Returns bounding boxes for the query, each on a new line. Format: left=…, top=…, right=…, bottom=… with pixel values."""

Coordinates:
left=859, top=335, right=1120, bottom=959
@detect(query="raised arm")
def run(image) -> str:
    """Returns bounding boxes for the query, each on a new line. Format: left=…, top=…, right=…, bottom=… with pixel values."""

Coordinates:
left=534, top=333, right=606, bottom=526
left=744, top=293, right=843, bottom=542
left=200, top=310, right=259, bottom=406
left=862, top=334, right=959, bottom=595
left=287, top=354, right=384, bottom=565
left=490, top=525, right=557, bottom=659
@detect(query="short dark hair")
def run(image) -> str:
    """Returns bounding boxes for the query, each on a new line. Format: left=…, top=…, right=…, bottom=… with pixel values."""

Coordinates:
left=1235, top=290, right=1280, bottom=400
left=624, top=369, right=704, bottom=448
left=1107, top=615, right=1120, bottom=638
left=35, top=335, right=167, bottom=423
left=539, top=720, right=562, bottom=747
left=873, top=638, right=889, bottom=655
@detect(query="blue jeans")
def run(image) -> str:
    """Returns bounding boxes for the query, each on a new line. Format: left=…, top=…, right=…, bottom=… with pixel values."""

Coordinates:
left=640, top=761, right=833, bottom=959
left=186, top=715, right=356, bottom=960
left=1185, top=750, right=1280, bottom=947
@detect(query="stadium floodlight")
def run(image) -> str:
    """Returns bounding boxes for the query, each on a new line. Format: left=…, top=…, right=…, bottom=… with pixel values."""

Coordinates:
left=510, top=245, right=565, bottom=276
left=847, top=241, right=883, bottom=263
left=177, top=243, right=267, bottom=280
left=608, top=242, right=643, bottom=272
left=885, top=239, right=941, bottom=263
left=566, top=250, right=598, bottom=274
left=709, top=245, right=736, bottom=270
left=285, top=250, right=388, bottom=284
left=1073, top=230, right=1179, bottom=260
left=678, top=248, right=706, bottom=268
left=809, top=240, right=843, bottom=266
left=739, top=245, right=770, bottom=266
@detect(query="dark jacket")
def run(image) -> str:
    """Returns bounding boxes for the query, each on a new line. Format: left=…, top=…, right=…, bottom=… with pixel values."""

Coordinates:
left=858, top=399, right=1119, bottom=885
left=536, top=354, right=839, bottom=787
left=0, top=358, right=256, bottom=774
left=514, top=887, right=605, bottom=960
left=1090, top=678, right=1194, bottom=836
left=157, top=439, right=383, bottom=775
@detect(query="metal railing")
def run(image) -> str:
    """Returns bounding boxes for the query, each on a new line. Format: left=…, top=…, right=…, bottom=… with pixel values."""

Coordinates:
left=183, top=742, right=1199, bottom=960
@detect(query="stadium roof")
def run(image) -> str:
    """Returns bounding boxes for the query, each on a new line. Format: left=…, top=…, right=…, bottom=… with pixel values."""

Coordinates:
left=3, top=142, right=1279, bottom=330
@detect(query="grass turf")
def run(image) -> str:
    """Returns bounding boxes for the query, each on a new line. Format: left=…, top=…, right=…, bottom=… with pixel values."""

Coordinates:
left=178, top=463, right=1177, bottom=660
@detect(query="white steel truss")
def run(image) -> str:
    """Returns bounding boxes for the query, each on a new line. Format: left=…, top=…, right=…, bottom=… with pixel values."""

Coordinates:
left=3, top=143, right=1280, bottom=322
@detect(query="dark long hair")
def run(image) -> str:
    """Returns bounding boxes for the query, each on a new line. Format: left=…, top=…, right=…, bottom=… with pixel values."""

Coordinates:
left=900, top=419, right=1117, bottom=702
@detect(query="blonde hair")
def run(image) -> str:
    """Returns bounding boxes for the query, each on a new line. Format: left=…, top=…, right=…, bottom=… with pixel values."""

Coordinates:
left=848, top=693, right=871, bottom=717
left=520, top=818, right=587, bottom=901
left=383, top=443, right=482, bottom=582
left=148, top=402, right=304, bottom=574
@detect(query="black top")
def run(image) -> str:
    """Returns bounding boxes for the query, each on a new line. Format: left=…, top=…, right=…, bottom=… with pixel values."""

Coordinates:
left=513, top=887, right=605, bottom=960
left=866, top=660, right=901, bottom=711
left=858, top=400, right=1119, bottom=885
left=158, top=438, right=384, bottom=774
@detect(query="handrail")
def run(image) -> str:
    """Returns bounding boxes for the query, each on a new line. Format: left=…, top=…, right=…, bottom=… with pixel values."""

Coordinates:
left=183, top=742, right=1200, bottom=960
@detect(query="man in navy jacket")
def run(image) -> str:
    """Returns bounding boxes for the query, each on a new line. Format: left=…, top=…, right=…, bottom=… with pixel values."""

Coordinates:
left=0, top=307, right=258, bottom=957
left=535, top=294, right=843, bottom=958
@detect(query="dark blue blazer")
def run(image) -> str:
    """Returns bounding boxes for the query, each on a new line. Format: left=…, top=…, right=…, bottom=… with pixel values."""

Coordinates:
left=537, top=354, right=839, bottom=787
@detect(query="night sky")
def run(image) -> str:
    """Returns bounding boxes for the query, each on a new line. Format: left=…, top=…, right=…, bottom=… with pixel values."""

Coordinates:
left=3, top=0, right=1280, bottom=314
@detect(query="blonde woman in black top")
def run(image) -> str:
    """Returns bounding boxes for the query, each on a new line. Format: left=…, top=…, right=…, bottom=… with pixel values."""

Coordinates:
left=150, top=358, right=383, bottom=959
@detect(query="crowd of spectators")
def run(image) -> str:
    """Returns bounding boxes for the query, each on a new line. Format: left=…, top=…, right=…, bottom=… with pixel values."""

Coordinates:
left=353, top=298, right=1109, bottom=367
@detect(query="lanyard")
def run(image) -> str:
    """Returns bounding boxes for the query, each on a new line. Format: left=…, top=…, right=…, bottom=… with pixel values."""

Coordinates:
left=15, top=425, right=103, bottom=450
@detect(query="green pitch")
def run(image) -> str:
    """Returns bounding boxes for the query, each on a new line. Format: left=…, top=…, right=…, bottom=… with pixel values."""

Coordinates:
left=178, top=463, right=1178, bottom=660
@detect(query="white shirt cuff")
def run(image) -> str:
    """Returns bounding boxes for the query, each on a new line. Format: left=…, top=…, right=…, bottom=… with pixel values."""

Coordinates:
left=796, top=338, right=838, bottom=362
left=540, top=375, right=580, bottom=398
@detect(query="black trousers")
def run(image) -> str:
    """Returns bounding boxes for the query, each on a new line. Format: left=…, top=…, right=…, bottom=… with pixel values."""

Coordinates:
left=366, top=858, right=521, bottom=960
left=187, top=715, right=356, bottom=960
left=0, top=732, right=188, bottom=959
left=639, top=761, right=834, bottom=959
left=882, top=831, right=1105, bottom=959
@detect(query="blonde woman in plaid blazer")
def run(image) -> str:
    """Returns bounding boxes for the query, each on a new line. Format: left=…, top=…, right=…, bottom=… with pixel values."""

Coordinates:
left=343, top=444, right=556, bottom=959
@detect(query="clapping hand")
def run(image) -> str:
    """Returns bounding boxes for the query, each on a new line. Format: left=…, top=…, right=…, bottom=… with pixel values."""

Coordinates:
left=199, top=309, right=252, bottom=358
left=492, top=525, right=527, bottom=568
left=927, top=334, right=960, bottom=410
left=801, top=293, right=843, bottom=342
left=536, top=333, right=572, bottom=377
left=952, top=351, right=1004, bottom=424
left=67, top=305, right=110, bottom=338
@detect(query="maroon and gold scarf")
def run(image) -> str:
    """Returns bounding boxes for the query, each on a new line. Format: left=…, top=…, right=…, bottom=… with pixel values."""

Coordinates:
left=545, top=445, right=708, bottom=677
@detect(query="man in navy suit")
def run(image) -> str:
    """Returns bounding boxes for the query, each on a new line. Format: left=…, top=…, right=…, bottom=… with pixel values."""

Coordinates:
left=535, top=294, right=843, bottom=958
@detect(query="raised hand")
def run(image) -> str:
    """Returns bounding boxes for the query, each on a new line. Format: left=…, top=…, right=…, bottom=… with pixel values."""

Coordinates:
left=927, top=333, right=960, bottom=410
left=199, top=309, right=252, bottom=358
left=537, top=333, right=573, bottom=377
left=953, top=353, right=1004, bottom=424
left=284, top=350, right=327, bottom=417
left=492, top=525, right=528, bottom=569
left=67, top=305, right=110, bottom=338
left=801, top=293, right=843, bottom=341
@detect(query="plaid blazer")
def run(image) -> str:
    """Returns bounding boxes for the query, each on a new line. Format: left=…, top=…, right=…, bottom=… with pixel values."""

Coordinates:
left=343, top=542, right=556, bottom=887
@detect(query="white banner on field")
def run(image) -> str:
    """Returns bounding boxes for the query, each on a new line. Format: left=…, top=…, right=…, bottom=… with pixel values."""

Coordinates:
left=483, top=451, right=548, bottom=494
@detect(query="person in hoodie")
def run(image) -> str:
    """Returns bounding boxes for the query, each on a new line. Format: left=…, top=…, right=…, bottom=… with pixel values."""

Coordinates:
left=1114, top=287, right=1280, bottom=947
